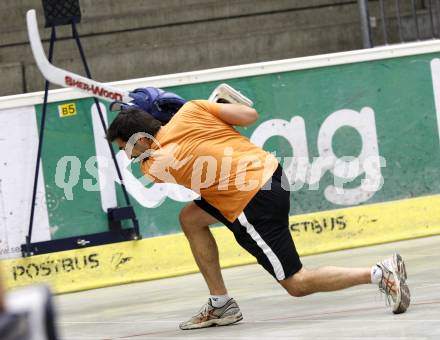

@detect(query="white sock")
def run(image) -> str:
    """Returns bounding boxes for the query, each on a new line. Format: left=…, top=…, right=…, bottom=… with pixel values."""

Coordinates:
left=209, top=294, right=230, bottom=308
left=371, top=265, right=383, bottom=284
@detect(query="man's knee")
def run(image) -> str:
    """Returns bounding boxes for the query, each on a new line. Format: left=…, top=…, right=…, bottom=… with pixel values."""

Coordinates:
left=179, top=206, right=194, bottom=234
left=286, top=286, right=308, bottom=298
left=179, top=203, right=212, bottom=235
left=281, top=268, right=309, bottom=297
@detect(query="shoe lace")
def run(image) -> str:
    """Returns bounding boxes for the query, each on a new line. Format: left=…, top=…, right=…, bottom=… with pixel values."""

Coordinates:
left=378, top=267, right=396, bottom=307
left=193, top=301, right=212, bottom=318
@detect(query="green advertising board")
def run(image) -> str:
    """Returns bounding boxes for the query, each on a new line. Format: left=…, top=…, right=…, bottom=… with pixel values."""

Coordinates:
left=36, top=51, right=440, bottom=240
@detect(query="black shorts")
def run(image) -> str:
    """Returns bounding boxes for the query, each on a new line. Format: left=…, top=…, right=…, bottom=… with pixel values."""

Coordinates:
left=194, top=165, right=302, bottom=281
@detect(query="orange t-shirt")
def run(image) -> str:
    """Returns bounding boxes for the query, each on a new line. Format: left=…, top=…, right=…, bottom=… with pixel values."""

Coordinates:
left=141, top=100, right=278, bottom=222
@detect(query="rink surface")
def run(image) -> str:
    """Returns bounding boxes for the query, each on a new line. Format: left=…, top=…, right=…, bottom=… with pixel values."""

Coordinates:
left=56, top=235, right=440, bottom=340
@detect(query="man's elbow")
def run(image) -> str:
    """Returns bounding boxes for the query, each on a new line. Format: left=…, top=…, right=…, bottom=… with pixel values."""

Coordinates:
left=246, top=108, right=259, bottom=125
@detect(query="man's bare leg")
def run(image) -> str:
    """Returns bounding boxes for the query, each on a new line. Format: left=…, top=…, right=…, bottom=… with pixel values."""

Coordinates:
left=179, top=202, right=227, bottom=295
left=178, top=203, right=243, bottom=330
left=280, top=267, right=371, bottom=297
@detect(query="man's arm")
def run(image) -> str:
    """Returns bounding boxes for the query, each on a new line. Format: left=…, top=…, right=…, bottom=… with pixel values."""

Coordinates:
left=216, top=103, right=259, bottom=126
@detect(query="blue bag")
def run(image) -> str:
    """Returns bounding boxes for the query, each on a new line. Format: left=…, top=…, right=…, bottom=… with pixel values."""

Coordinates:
left=110, top=87, right=187, bottom=124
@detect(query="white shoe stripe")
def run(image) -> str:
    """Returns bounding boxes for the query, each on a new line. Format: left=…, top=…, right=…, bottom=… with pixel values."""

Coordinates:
left=238, top=212, right=285, bottom=280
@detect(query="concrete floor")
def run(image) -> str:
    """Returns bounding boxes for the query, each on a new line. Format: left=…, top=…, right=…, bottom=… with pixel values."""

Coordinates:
left=55, top=236, right=440, bottom=340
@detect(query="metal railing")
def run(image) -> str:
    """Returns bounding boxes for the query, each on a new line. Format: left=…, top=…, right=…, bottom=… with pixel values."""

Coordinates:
left=358, top=0, right=440, bottom=48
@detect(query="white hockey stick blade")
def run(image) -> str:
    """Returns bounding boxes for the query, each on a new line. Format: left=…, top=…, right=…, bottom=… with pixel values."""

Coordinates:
left=26, top=9, right=131, bottom=103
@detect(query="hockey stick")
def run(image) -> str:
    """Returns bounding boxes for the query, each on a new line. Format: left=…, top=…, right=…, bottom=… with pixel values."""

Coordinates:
left=26, top=9, right=131, bottom=103
left=27, top=9, right=254, bottom=107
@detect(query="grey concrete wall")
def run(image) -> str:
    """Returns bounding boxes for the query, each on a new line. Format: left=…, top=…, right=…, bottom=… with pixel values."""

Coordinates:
left=0, top=63, right=24, bottom=95
left=0, top=0, right=432, bottom=96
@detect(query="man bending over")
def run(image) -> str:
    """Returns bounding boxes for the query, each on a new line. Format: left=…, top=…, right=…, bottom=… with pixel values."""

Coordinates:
left=106, top=96, right=410, bottom=330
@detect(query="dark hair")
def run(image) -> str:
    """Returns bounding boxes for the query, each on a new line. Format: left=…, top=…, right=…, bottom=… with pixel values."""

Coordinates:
left=106, top=108, right=162, bottom=142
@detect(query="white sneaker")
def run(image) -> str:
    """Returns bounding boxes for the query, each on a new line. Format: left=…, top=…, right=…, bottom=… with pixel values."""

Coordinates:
left=208, top=83, right=254, bottom=107
left=179, top=298, right=243, bottom=330
left=376, top=253, right=411, bottom=314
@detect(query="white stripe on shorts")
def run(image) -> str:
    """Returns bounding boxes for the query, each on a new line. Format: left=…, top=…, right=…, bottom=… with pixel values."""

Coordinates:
left=237, top=212, right=285, bottom=280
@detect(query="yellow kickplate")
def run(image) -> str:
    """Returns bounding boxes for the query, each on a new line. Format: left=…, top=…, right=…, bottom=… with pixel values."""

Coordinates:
left=2, top=195, right=440, bottom=294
